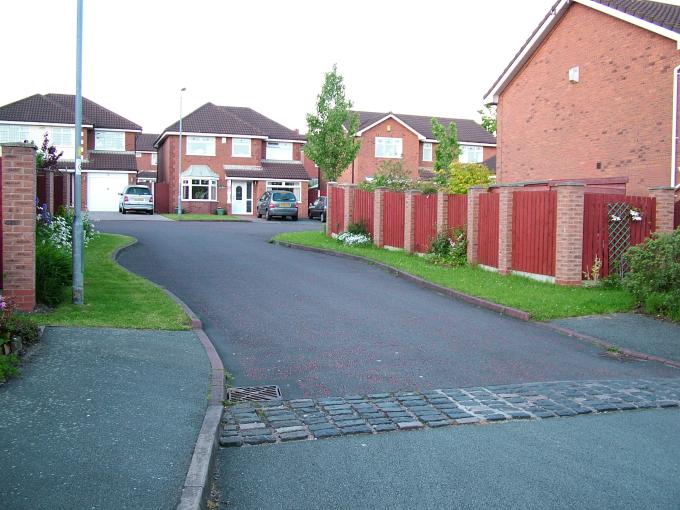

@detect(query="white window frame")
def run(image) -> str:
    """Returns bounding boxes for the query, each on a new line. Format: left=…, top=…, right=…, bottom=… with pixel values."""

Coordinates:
left=182, top=177, right=218, bottom=201
left=151, top=153, right=157, bottom=165
left=186, top=136, right=215, bottom=156
left=136, top=151, right=142, bottom=158
left=422, top=142, right=433, bottom=162
left=459, top=144, right=484, bottom=164
left=266, top=141, right=293, bottom=161
left=375, top=137, right=402, bottom=158
left=50, top=126, right=75, bottom=149
left=0, top=124, right=31, bottom=144
left=95, top=130, right=125, bottom=151
left=266, top=180, right=302, bottom=203
left=232, top=138, right=251, bottom=157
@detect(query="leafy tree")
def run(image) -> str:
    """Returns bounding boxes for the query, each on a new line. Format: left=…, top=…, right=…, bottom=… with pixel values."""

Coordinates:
left=443, top=162, right=491, bottom=194
left=478, top=103, right=497, bottom=136
left=431, top=118, right=461, bottom=187
left=36, top=133, right=63, bottom=171
left=305, top=64, right=361, bottom=182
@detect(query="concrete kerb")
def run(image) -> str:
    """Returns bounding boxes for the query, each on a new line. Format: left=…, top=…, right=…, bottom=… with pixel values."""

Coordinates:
left=111, top=237, right=224, bottom=510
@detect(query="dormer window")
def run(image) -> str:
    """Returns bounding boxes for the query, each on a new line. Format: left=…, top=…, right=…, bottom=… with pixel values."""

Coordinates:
left=95, top=130, right=125, bottom=151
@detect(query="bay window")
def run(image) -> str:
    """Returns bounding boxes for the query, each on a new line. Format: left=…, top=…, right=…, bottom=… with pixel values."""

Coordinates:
left=182, top=178, right=217, bottom=201
left=186, top=136, right=215, bottom=156
left=459, top=145, right=484, bottom=163
left=95, top=130, right=125, bottom=151
left=375, top=137, right=402, bottom=158
left=232, top=138, right=251, bottom=157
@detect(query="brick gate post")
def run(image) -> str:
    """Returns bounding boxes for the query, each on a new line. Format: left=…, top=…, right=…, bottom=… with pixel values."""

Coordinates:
left=466, top=186, right=486, bottom=264
left=648, top=186, right=675, bottom=233
left=404, top=190, right=419, bottom=253
left=325, top=181, right=336, bottom=236
left=497, top=185, right=515, bottom=275
left=555, top=182, right=585, bottom=286
left=342, top=183, right=356, bottom=232
left=373, top=188, right=386, bottom=247
left=436, top=191, right=448, bottom=234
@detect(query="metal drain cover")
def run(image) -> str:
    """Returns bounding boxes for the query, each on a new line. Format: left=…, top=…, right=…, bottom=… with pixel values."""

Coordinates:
left=227, top=385, right=282, bottom=403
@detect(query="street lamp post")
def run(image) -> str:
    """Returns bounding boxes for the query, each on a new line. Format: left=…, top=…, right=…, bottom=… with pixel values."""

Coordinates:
left=72, top=0, right=84, bottom=304
left=177, top=87, right=186, bottom=215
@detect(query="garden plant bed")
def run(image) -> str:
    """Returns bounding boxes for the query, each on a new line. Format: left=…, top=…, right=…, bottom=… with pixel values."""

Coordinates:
left=161, top=213, right=247, bottom=222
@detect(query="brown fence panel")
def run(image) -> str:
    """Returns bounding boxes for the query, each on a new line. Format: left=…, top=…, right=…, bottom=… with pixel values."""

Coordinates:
left=582, top=193, right=655, bottom=278
left=383, top=191, right=405, bottom=248
left=414, top=193, right=437, bottom=253
left=352, top=189, right=374, bottom=237
left=478, top=193, right=499, bottom=267
left=511, top=190, right=557, bottom=276
left=330, top=186, right=345, bottom=235
left=0, top=157, right=3, bottom=278
left=675, top=200, right=680, bottom=229
left=447, top=194, right=468, bottom=230
left=154, top=182, right=170, bottom=213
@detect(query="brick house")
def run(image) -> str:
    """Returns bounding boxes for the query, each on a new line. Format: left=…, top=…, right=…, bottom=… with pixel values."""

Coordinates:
left=338, top=111, right=496, bottom=184
left=485, top=0, right=680, bottom=196
left=155, top=102, right=309, bottom=216
left=0, top=93, right=141, bottom=211
left=135, top=132, right=159, bottom=188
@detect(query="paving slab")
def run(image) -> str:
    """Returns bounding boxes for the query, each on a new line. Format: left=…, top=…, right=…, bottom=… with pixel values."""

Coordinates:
left=0, top=327, right=209, bottom=510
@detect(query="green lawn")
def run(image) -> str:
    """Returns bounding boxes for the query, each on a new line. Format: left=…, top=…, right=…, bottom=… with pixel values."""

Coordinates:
left=273, top=231, right=635, bottom=321
left=32, top=234, right=191, bottom=330
left=162, top=213, right=243, bottom=221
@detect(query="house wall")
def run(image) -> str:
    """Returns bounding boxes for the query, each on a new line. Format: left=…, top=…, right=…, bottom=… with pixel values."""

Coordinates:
left=136, top=152, right=157, bottom=172
left=496, top=3, right=680, bottom=195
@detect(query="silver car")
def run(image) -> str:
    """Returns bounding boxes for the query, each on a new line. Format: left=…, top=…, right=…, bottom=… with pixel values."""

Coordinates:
left=119, top=185, right=154, bottom=214
left=256, top=191, right=299, bottom=221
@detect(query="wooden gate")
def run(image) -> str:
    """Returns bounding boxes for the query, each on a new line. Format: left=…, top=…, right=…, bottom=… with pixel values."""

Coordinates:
left=447, top=194, right=468, bottom=230
left=478, top=193, right=499, bottom=267
left=383, top=191, right=405, bottom=248
left=675, top=200, right=680, bottom=229
left=352, top=189, right=374, bottom=237
left=154, top=182, right=170, bottom=213
left=413, top=193, right=437, bottom=253
left=511, top=191, right=557, bottom=276
left=329, top=186, right=345, bottom=235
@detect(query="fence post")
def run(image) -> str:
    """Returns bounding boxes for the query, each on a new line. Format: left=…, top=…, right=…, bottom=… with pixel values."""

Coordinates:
left=648, top=186, right=675, bottom=233
left=342, top=183, right=356, bottom=231
left=436, top=191, right=448, bottom=234
left=404, top=190, right=419, bottom=253
left=497, top=185, right=515, bottom=275
left=467, top=186, right=485, bottom=264
left=326, top=181, right=337, bottom=236
left=554, top=182, right=585, bottom=286
left=1, top=142, right=37, bottom=311
left=373, top=188, right=385, bottom=247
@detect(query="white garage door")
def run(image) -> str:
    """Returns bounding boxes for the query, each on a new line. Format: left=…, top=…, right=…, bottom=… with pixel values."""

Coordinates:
left=87, top=173, right=129, bottom=211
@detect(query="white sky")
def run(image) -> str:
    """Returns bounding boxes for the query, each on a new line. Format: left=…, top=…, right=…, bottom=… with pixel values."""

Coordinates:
left=0, top=0, right=646, bottom=134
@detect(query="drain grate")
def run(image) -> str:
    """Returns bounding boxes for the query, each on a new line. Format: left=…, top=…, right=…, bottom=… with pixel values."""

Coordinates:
left=227, top=385, right=282, bottom=403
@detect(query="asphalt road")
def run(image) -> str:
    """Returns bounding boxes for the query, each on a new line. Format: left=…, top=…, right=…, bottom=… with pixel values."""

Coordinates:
left=102, top=220, right=679, bottom=399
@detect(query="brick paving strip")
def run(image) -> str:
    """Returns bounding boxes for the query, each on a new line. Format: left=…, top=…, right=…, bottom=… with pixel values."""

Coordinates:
left=219, top=378, right=680, bottom=447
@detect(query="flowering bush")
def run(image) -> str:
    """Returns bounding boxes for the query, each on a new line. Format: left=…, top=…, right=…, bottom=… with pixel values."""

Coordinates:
left=428, top=227, right=468, bottom=266
left=37, top=205, right=97, bottom=250
left=337, top=232, right=372, bottom=246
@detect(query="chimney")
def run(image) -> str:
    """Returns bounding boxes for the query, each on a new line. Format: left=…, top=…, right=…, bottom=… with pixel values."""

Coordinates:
left=294, top=128, right=299, bottom=134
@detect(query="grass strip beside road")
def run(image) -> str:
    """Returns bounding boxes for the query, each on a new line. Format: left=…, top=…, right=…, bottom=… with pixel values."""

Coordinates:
left=162, top=214, right=243, bottom=221
left=33, top=234, right=191, bottom=330
left=273, top=231, right=635, bottom=321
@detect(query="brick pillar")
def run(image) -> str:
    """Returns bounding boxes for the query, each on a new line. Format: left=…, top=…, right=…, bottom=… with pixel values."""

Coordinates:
left=436, top=191, right=448, bottom=234
left=649, top=186, right=675, bottom=233
left=326, top=181, right=337, bottom=236
left=404, top=190, right=419, bottom=253
left=46, top=170, right=55, bottom=213
left=1, top=143, right=37, bottom=311
left=342, top=183, right=356, bottom=231
left=467, top=186, right=485, bottom=264
left=555, top=182, right=585, bottom=286
left=373, top=188, right=385, bottom=247
left=497, top=186, right=514, bottom=274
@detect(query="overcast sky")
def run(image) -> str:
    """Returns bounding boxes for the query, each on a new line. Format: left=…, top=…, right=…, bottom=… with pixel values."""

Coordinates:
left=3, top=0, right=669, bottom=135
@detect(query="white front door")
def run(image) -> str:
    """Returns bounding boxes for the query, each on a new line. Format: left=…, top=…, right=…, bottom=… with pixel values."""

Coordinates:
left=87, top=172, right=129, bottom=211
left=231, top=180, right=253, bottom=214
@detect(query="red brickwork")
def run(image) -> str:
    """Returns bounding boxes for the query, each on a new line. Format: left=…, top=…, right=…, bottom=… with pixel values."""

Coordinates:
left=497, top=3, right=680, bottom=195
left=466, top=187, right=485, bottom=264
left=373, top=188, right=386, bottom=247
left=649, top=187, right=676, bottom=233
left=403, top=190, right=418, bottom=253
left=342, top=184, right=356, bottom=230
left=436, top=192, right=448, bottom=233
left=497, top=187, right=514, bottom=274
left=555, top=183, right=585, bottom=286
left=1, top=143, right=36, bottom=311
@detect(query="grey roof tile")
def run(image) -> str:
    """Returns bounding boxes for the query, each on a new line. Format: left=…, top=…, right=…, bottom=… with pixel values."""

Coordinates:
left=225, top=161, right=309, bottom=180
left=135, top=133, right=159, bottom=152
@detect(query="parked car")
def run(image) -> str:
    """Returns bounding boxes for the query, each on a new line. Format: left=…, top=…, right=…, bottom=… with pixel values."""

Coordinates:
left=119, top=185, right=153, bottom=214
left=308, top=196, right=327, bottom=222
left=256, top=191, right=299, bottom=221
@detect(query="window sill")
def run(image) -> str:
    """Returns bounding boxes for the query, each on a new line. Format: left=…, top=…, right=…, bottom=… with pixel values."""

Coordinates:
left=185, top=153, right=216, bottom=157
left=182, top=199, right=218, bottom=202
left=375, top=155, right=402, bottom=159
left=232, top=154, right=252, bottom=158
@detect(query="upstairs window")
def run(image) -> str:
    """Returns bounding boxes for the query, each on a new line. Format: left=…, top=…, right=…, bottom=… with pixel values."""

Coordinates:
left=375, top=137, right=402, bottom=158
left=459, top=145, right=483, bottom=163
left=50, top=127, right=74, bottom=149
left=423, top=142, right=433, bottom=162
left=0, top=124, right=30, bottom=143
left=232, top=138, right=251, bottom=157
left=151, top=153, right=157, bottom=165
left=95, top=130, right=125, bottom=151
left=266, top=141, right=293, bottom=160
left=186, top=136, right=215, bottom=156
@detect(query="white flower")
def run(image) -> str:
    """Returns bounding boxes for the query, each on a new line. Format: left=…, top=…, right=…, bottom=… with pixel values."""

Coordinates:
left=337, top=232, right=372, bottom=246
left=630, top=210, right=642, bottom=222
left=610, top=215, right=621, bottom=222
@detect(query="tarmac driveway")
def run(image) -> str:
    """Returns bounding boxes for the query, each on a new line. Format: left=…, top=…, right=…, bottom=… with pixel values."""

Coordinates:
left=102, top=221, right=679, bottom=399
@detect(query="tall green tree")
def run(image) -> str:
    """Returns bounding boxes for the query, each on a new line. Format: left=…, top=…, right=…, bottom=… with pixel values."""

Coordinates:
left=431, top=118, right=461, bottom=186
left=478, top=103, right=497, bottom=136
left=305, top=64, right=361, bottom=182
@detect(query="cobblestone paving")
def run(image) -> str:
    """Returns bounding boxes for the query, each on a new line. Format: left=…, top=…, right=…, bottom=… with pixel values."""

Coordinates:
left=219, top=378, right=680, bottom=447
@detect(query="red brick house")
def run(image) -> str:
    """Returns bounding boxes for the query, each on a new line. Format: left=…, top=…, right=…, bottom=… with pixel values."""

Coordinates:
left=338, top=111, right=497, bottom=184
left=135, top=132, right=159, bottom=188
left=155, top=103, right=309, bottom=216
left=0, top=93, right=141, bottom=211
left=485, top=0, right=680, bottom=196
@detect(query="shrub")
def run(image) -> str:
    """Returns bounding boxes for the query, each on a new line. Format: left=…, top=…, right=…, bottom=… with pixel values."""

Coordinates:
left=443, top=162, right=491, bottom=194
left=623, top=229, right=680, bottom=321
left=37, top=205, right=97, bottom=250
left=0, top=353, right=19, bottom=382
left=7, top=317, right=40, bottom=345
left=36, top=241, right=72, bottom=306
left=358, top=160, right=411, bottom=192
left=337, top=232, right=372, bottom=246
left=428, top=228, right=468, bottom=266
left=346, top=220, right=369, bottom=236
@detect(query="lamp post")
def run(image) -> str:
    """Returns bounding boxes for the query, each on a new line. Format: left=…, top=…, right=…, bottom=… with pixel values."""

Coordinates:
left=72, top=0, right=84, bottom=304
left=177, top=87, right=186, bottom=215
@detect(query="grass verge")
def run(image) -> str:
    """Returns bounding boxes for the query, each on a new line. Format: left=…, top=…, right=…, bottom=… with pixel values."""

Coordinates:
left=162, top=213, right=243, bottom=221
left=31, top=234, right=191, bottom=330
left=273, top=231, right=635, bottom=321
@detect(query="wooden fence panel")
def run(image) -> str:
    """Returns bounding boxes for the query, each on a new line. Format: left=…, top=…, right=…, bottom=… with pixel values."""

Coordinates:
left=0, top=158, right=3, bottom=278
left=447, top=194, right=468, bottom=231
left=413, top=193, right=437, bottom=253
left=511, top=191, right=557, bottom=276
left=352, top=189, right=374, bottom=237
left=582, top=193, right=655, bottom=278
left=330, top=186, right=345, bottom=235
left=154, top=182, right=170, bottom=213
left=675, top=200, right=680, bottom=229
left=478, top=193, right=499, bottom=267
left=383, top=191, right=405, bottom=248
